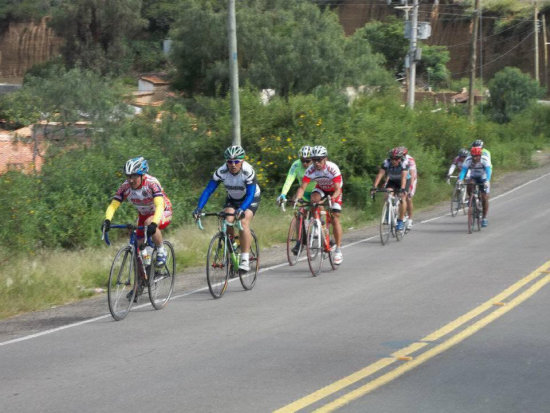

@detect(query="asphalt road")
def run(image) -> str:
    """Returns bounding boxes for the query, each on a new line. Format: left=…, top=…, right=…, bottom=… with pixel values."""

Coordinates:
left=1, top=163, right=550, bottom=413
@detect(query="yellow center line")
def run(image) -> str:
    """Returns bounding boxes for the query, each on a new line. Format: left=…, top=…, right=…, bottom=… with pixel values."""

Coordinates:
left=274, top=261, right=550, bottom=413
left=314, top=274, right=550, bottom=412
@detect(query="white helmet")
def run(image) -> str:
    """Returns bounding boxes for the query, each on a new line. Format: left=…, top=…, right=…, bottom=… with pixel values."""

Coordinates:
left=311, top=145, right=328, bottom=158
left=125, top=156, right=148, bottom=175
left=299, top=145, right=313, bottom=158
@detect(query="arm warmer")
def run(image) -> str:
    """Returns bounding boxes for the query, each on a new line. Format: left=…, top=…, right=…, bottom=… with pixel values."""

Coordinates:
left=152, top=196, right=165, bottom=224
left=240, top=183, right=257, bottom=211
left=198, top=180, right=219, bottom=209
left=458, top=167, right=468, bottom=181
left=485, top=166, right=492, bottom=181
left=280, top=168, right=297, bottom=196
left=105, top=200, right=121, bottom=221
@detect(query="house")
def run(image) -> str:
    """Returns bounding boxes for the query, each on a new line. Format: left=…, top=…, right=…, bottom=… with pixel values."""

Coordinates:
left=0, top=126, right=44, bottom=174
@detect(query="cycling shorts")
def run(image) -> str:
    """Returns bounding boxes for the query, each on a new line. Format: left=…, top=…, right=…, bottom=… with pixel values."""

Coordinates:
left=386, top=178, right=411, bottom=193
left=137, top=210, right=172, bottom=238
left=224, top=194, right=261, bottom=215
left=467, top=178, right=490, bottom=194
left=312, top=188, right=342, bottom=212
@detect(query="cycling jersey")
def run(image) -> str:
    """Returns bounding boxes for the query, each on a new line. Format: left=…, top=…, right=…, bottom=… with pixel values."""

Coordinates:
left=448, top=156, right=466, bottom=176
left=280, top=159, right=316, bottom=199
left=381, top=158, right=409, bottom=182
left=198, top=161, right=261, bottom=211
left=404, top=154, right=417, bottom=197
left=459, top=155, right=492, bottom=181
left=302, top=160, right=343, bottom=193
left=112, top=174, right=172, bottom=217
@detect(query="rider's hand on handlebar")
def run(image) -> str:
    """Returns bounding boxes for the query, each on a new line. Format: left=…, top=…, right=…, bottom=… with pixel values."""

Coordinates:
left=276, top=194, right=286, bottom=206
left=456, top=179, right=463, bottom=186
left=101, top=219, right=111, bottom=233
left=235, top=208, right=245, bottom=220
left=146, top=222, right=157, bottom=237
left=446, top=175, right=451, bottom=185
left=192, top=207, right=202, bottom=221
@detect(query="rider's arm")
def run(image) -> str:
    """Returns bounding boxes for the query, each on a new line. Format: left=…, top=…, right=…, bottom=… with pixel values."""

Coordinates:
left=197, top=179, right=220, bottom=209
left=295, top=176, right=311, bottom=201
left=400, top=170, right=407, bottom=190
left=372, top=169, right=385, bottom=188
left=458, top=166, right=468, bottom=181
left=240, top=183, right=257, bottom=211
left=447, top=163, right=456, bottom=177
left=331, top=176, right=343, bottom=199
left=105, top=199, right=121, bottom=221
left=152, top=196, right=165, bottom=224
left=485, top=165, right=492, bottom=182
left=280, top=163, right=299, bottom=196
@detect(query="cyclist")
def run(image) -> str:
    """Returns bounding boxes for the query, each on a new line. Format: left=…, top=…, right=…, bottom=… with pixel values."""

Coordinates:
left=446, top=148, right=470, bottom=183
left=370, top=147, right=410, bottom=231
left=399, top=146, right=416, bottom=230
left=294, top=145, right=344, bottom=265
left=101, top=156, right=173, bottom=299
left=457, top=146, right=492, bottom=227
left=277, top=145, right=317, bottom=255
left=192, top=145, right=261, bottom=272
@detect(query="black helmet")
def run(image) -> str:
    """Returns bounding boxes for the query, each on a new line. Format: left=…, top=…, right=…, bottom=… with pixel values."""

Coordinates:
left=471, top=139, right=484, bottom=148
left=458, top=148, right=469, bottom=157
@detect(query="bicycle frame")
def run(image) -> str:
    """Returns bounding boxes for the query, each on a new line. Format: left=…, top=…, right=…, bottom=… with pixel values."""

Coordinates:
left=373, top=188, right=405, bottom=245
left=285, top=200, right=311, bottom=266
left=449, top=176, right=467, bottom=217
left=467, top=182, right=484, bottom=234
left=305, top=196, right=337, bottom=276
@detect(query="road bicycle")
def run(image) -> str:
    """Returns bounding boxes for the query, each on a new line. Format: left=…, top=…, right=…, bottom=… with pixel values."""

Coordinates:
left=280, top=199, right=310, bottom=266
left=303, top=197, right=338, bottom=276
left=372, top=188, right=407, bottom=245
left=102, top=224, right=176, bottom=321
left=196, top=211, right=259, bottom=299
left=449, top=175, right=467, bottom=217
left=467, top=182, right=484, bottom=234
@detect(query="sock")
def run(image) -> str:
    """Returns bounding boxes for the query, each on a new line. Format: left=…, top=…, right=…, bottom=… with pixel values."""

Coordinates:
left=241, top=252, right=249, bottom=262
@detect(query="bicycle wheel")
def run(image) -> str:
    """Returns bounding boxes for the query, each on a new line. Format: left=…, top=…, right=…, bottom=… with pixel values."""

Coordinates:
left=326, top=228, right=338, bottom=271
left=286, top=215, right=303, bottom=266
left=240, top=230, right=259, bottom=290
left=206, top=233, right=229, bottom=299
left=467, top=193, right=475, bottom=234
left=148, top=240, right=176, bottom=310
left=380, top=202, right=391, bottom=245
left=107, top=246, right=137, bottom=321
left=460, top=187, right=468, bottom=215
left=450, top=187, right=460, bottom=217
left=475, top=197, right=482, bottom=231
left=306, top=219, right=323, bottom=276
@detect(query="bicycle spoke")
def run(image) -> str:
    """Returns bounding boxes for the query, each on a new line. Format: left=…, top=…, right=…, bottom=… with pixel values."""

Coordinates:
left=206, top=233, right=229, bottom=298
left=107, top=246, right=136, bottom=321
left=148, top=241, right=176, bottom=310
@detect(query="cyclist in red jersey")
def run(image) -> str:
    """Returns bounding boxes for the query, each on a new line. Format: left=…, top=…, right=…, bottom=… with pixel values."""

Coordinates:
left=294, top=145, right=344, bottom=265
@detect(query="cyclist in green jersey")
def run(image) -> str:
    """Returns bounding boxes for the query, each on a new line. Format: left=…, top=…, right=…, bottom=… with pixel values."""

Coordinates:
left=276, top=146, right=316, bottom=205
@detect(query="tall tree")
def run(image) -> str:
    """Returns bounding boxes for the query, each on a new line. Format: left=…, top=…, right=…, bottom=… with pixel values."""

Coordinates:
left=49, top=0, right=146, bottom=75
left=170, top=0, right=390, bottom=97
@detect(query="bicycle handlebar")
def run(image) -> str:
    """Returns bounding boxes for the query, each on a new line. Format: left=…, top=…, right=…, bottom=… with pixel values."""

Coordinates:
left=102, top=224, right=154, bottom=247
left=195, top=211, right=244, bottom=232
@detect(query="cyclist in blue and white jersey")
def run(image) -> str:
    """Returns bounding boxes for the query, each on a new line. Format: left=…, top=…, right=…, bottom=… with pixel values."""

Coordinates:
left=193, top=145, right=261, bottom=272
left=457, top=146, right=492, bottom=227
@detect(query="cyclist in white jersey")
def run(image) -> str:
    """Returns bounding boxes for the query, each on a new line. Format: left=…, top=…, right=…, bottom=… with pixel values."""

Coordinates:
left=399, top=146, right=416, bottom=229
left=193, top=145, right=261, bottom=272
left=458, top=146, right=492, bottom=227
left=294, top=145, right=344, bottom=265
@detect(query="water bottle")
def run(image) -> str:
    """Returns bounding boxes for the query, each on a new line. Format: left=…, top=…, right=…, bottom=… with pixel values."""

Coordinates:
left=320, top=210, right=326, bottom=227
left=141, top=246, right=152, bottom=266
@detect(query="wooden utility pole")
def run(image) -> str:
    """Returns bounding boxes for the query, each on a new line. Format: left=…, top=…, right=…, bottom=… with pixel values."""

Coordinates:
left=534, top=0, right=540, bottom=83
left=468, top=0, right=480, bottom=121
left=543, top=14, right=549, bottom=87
left=407, top=0, right=419, bottom=109
left=228, top=0, right=241, bottom=145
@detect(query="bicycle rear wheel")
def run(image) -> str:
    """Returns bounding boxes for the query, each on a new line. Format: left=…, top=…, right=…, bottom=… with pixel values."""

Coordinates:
left=475, top=197, right=482, bottom=231
left=306, top=219, right=323, bottom=276
left=206, top=233, right=229, bottom=299
left=286, top=215, right=303, bottom=266
left=467, top=193, right=475, bottom=234
left=380, top=202, right=391, bottom=245
left=148, top=240, right=176, bottom=310
left=326, top=229, right=338, bottom=271
left=240, top=230, right=259, bottom=290
left=107, top=246, right=137, bottom=321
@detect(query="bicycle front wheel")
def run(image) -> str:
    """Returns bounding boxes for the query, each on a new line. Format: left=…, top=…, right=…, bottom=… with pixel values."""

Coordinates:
left=450, top=187, right=460, bottom=217
left=107, top=246, right=137, bottom=321
left=148, top=240, right=176, bottom=310
left=467, top=193, right=475, bottom=234
left=306, top=219, right=323, bottom=276
left=380, top=202, right=391, bottom=245
left=286, top=215, right=303, bottom=266
left=206, top=233, right=229, bottom=299
left=475, top=197, right=482, bottom=231
left=240, top=230, right=259, bottom=290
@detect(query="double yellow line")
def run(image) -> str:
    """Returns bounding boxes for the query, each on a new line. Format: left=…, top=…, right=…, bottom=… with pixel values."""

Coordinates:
left=275, top=261, right=550, bottom=413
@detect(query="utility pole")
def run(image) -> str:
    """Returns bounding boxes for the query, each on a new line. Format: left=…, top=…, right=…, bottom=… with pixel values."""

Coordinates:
left=468, top=0, right=480, bottom=121
left=543, top=13, right=548, bottom=87
left=228, top=0, right=241, bottom=146
left=534, top=0, right=540, bottom=83
left=407, top=0, right=419, bottom=109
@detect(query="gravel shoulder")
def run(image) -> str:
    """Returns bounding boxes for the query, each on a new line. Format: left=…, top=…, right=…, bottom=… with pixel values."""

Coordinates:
left=2, top=152, right=550, bottom=342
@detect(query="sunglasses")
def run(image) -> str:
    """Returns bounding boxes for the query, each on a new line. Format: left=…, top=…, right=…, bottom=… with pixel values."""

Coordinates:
left=301, top=158, right=312, bottom=164
left=312, top=157, right=325, bottom=163
left=126, top=174, right=141, bottom=179
left=226, top=160, right=242, bottom=165
left=391, top=157, right=401, bottom=161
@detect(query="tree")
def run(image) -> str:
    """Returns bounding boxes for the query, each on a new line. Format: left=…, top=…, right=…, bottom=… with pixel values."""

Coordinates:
left=416, top=44, right=450, bottom=90
left=487, top=67, right=546, bottom=123
left=170, top=0, right=391, bottom=97
left=49, top=0, right=146, bottom=75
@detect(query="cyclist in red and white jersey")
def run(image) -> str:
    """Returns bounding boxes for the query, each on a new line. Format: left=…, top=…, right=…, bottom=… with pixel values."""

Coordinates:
left=399, top=146, right=416, bottom=230
left=102, top=157, right=173, bottom=268
left=446, top=148, right=469, bottom=183
left=294, top=145, right=344, bottom=265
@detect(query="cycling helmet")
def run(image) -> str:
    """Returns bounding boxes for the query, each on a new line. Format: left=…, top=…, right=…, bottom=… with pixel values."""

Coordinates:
left=390, top=147, right=405, bottom=159
left=458, top=148, right=469, bottom=157
left=125, top=156, right=148, bottom=175
left=471, top=147, right=483, bottom=156
left=311, top=145, right=328, bottom=158
left=299, top=145, right=313, bottom=159
left=224, top=145, right=246, bottom=160
left=471, top=139, right=484, bottom=148
left=397, top=146, right=408, bottom=155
